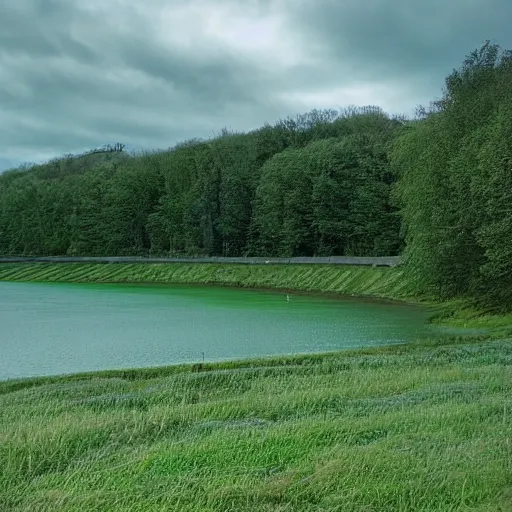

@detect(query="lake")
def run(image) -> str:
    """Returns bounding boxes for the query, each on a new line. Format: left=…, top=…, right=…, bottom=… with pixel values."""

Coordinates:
left=0, top=281, right=438, bottom=380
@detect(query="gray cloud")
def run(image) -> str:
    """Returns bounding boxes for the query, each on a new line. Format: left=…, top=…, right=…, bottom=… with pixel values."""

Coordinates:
left=289, top=0, right=512, bottom=83
left=0, top=0, right=510, bottom=170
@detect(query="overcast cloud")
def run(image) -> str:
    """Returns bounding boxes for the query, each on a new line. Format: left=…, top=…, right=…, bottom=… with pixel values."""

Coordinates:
left=1, top=0, right=511, bottom=170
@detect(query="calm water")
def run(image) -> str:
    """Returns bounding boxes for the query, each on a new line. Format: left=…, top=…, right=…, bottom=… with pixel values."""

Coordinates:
left=0, top=282, right=438, bottom=380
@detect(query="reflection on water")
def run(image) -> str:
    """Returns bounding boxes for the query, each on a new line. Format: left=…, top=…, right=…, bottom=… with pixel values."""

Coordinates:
left=1, top=281, right=438, bottom=380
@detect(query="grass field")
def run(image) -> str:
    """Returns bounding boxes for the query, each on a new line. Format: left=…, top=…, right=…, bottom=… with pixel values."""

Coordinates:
left=1, top=336, right=511, bottom=511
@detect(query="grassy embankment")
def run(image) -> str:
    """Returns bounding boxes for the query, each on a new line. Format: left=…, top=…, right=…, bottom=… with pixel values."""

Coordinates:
left=0, top=262, right=410, bottom=298
left=0, top=261, right=510, bottom=329
left=1, top=263, right=511, bottom=511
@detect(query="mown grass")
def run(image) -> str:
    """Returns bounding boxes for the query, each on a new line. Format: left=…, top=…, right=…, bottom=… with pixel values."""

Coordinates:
left=1, top=337, right=511, bottom=511
left=0, top=263, right=414, bottom=300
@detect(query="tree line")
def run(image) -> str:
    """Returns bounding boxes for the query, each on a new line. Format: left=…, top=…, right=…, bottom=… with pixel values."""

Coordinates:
left=393, top=41, right=512, bottom=308
left=0, top=42, right=510, bottom=308
left=0, top=106, right=403, bottom=258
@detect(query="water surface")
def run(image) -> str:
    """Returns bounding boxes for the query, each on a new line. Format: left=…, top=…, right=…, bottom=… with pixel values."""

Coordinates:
left=1, top=282, right=438, bottom=380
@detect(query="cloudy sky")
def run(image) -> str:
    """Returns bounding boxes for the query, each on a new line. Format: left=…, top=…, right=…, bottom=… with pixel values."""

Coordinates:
left=1, top=0, right=511, bottom=171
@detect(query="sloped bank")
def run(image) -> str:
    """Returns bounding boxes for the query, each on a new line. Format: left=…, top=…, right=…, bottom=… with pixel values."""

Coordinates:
left=2, top=262, right=510, bottom=330
left=0, top=262, right=412, bottom=301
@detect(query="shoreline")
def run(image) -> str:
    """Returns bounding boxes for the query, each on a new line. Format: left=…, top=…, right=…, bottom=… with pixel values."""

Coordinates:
left=1, top=261, right=504, bottom=328
left=0, top=327, right=498, bottom=391
left=1, top=262, right=508, bottom=388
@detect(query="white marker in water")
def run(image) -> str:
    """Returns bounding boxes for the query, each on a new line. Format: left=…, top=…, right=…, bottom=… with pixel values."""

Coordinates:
left=286, top=294, right=290, bottom=302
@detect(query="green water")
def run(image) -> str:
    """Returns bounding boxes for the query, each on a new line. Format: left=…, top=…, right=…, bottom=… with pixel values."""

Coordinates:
left=1, top=282, right=438, bottom=380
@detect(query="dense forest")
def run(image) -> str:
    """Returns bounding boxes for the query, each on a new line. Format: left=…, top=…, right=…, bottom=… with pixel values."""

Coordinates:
left=0, top=42, right=511, bottom=308
left=0, top=107, right=403, bottom=259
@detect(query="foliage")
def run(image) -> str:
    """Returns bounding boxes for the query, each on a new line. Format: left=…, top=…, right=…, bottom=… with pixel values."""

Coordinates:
left=392, top=41, right=512, bottom=308
left=0, top=109, right=403, bottom=259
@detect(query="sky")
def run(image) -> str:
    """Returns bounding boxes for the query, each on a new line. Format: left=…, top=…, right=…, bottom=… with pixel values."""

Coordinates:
left=1, top=0, right=511, bottom=171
